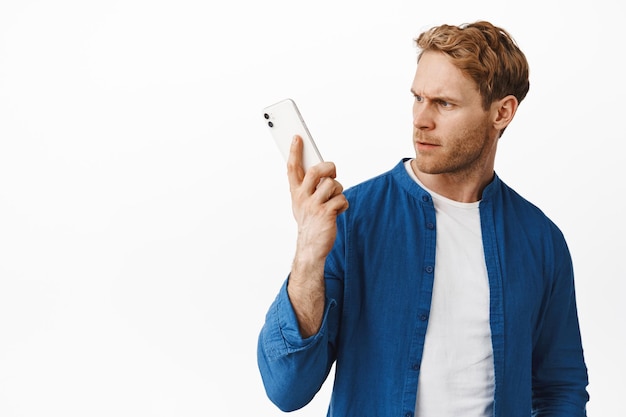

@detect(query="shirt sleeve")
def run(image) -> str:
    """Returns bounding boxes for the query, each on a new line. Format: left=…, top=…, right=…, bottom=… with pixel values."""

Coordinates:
left=531, top=232, right=590, bottom=416
left=257, top=277, right=342, bottom=412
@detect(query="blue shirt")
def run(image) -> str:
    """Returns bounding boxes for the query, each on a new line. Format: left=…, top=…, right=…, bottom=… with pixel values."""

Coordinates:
left=257, top=159, right=589, bottom=417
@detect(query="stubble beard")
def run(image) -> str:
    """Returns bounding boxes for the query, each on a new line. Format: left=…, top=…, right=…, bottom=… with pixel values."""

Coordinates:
left=413, top=121, right=493, bottom=178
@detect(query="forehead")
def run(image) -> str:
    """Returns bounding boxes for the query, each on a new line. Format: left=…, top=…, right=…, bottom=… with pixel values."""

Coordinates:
left=412, top=51, right=479, bottom=100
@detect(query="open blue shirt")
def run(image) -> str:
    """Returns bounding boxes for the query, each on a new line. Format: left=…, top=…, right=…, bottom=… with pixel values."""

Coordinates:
left=258, top=159, right=589, bottom=416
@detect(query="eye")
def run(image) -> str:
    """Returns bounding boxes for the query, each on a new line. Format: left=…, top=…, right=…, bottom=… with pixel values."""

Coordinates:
left=413, top=94, right=424, bottom=103
left=437, top=99, right=451, bottom=108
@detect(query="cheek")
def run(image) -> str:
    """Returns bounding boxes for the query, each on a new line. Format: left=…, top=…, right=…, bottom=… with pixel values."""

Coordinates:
left=451, top=122, right=491, bottom=155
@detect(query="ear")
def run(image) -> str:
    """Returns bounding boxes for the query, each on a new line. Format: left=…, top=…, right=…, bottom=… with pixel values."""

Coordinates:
left=492, top=95, right=519, bottom=133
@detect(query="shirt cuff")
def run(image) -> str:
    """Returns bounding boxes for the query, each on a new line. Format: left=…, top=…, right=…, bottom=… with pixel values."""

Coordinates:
left=264, top=278, right=336, bottom=356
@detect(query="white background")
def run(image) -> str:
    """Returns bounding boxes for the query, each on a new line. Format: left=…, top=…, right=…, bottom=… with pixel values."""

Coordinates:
left=0, top=1, right=624, bottom=416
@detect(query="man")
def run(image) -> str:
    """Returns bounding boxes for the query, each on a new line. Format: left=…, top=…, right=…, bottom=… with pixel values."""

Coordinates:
left=257, top=21, right=589, bottom=417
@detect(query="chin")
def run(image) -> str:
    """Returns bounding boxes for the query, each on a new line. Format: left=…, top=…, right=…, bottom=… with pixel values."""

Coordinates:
left=413, top=157, right=435, bottom=174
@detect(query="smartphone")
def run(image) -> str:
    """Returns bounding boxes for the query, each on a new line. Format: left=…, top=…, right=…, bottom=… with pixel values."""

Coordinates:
left=262, top=98, right=323, bottom=172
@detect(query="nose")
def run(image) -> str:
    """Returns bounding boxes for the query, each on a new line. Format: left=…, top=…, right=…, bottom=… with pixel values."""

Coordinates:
left=413, top=101, right=435, bottom=130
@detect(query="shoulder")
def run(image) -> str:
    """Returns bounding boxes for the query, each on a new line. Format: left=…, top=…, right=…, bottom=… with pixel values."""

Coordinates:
left=344, top=159, right=427, bottom=204
left=489, top=175, right=568, bottom=247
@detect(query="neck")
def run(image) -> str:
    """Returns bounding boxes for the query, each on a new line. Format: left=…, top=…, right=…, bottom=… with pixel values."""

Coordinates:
left=410, top=159, right=494, bottom=203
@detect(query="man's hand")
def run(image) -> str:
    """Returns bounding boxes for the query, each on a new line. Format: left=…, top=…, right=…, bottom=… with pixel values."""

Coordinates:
left=286, top=135, right=348, bottom=337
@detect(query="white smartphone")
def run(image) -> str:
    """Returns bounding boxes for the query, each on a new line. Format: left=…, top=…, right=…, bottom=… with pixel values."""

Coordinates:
left=262, top=98, right=323, bottom=172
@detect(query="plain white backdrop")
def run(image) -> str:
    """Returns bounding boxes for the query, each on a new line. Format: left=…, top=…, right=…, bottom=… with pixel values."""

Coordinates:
left=0, top=1, right=624, bottom=416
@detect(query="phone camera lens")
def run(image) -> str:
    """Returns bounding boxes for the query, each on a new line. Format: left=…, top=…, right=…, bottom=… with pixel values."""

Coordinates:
left=268, top=121, right=274, bottom=127
left=264, top=113, right=269, bottom=119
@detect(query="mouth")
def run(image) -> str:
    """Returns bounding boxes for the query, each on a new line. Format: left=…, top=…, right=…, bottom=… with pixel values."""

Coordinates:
left=414, top=132, right=440, bottom=147
left=415, top=140, right=441, bottom=151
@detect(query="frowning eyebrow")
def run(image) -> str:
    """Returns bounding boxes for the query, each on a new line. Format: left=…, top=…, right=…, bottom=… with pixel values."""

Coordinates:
left=410, top=88, right=459, bottom=104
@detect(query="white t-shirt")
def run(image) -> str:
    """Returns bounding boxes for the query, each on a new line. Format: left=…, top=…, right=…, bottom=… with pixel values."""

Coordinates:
left=405, top=161, right=495, bottom=416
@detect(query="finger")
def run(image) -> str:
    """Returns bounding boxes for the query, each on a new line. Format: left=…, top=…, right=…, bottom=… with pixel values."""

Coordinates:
left=327, top=193, right=349, bottom=215
left=287, top=135, right=305, bottom=190
left=301, top=162, right=338, bottom=195
left=314, top=177, right=344, bottom=203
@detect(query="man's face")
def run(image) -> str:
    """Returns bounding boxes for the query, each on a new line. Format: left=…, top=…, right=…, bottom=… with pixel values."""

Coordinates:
left=410, top=51, right=498, bottom=177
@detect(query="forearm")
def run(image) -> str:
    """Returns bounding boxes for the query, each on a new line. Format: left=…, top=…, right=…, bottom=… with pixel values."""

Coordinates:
left=288, top=255, right=326, bottom=338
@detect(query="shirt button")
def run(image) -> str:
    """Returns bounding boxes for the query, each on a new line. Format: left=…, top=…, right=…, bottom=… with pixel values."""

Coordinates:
left=419, top=314, right=428, bottom=321
left=405, top=412, right=413, bottom=417
left=412, top=363, right=420, bottom=371
left=421, top=195, right=429, bottom=202
left=424, top=265, right=434, bottom=273
left=426, top=222, right=434, bottom=230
